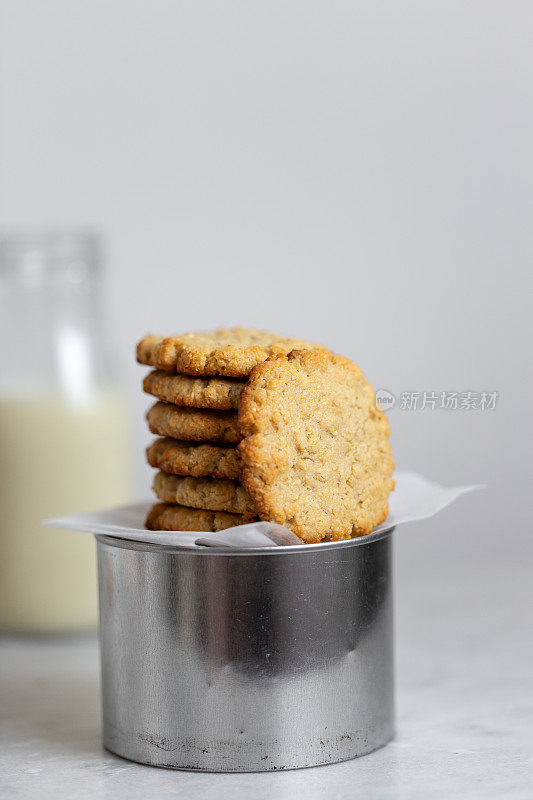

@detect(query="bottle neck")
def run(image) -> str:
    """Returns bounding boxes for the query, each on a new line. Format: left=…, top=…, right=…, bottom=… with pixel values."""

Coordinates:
left=0, top=233, right=113, bottom=400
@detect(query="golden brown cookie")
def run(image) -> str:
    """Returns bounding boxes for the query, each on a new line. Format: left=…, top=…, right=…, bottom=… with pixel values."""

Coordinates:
left=146, top=502, right=252, bottom=532
left=137, top=328, right=326, bottom=378
left=143, top=370, right=244, bottom=411
left=237, top=349, right=394, bottom=543
left=152, top=471, right=257, bottom=516
left=146, top=401, right=240, bottom=444
left=146, top=437, right=239, bottom=480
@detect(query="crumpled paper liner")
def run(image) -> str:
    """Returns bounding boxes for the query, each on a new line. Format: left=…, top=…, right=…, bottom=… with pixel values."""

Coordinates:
left=43, top=470, right=483, bottom=549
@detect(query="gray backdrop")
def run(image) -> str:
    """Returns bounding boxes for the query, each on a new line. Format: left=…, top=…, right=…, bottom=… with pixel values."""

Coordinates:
left=1, top=1, right=531, bottom=584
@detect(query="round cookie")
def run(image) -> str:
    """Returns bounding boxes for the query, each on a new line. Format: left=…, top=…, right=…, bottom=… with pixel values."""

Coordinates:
left=137, top=328, right=326, bottom=378
left=146, top=502, right=253, bottom=532
left=152, top=471, right=257, bottom=516
left=147, top=437, right=239, bottom=480
left=146, top=401, right=240, bottom=444
left=143, top=370, right=244, bottom=411
left=237, top=349, right=394, bottom=543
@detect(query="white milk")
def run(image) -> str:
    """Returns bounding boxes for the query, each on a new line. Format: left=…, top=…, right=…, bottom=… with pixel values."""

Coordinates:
left=0, top=391, right=131, bottom=632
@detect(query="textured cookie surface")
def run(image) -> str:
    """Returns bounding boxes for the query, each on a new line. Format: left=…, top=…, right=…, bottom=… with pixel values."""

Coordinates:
left=137, top=328, right=325, bottom=378
left=237, top=349, right=394, bottom=543
left=147, top=401, right=240, bottom=443
left=143, top=370, right=244, bottom=410
left=147, top=437, right=239, bottom=480
left=146, top=502, right=252, bottom=532
left=153, top=471, right=256, bottom=515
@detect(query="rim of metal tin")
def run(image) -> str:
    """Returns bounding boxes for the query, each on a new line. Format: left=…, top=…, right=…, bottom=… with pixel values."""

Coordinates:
left=96, top=526, right=394, bottom=556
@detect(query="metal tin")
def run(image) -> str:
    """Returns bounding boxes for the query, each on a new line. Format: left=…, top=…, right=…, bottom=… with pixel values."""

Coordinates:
left=96, top=529, right=394, bottom=772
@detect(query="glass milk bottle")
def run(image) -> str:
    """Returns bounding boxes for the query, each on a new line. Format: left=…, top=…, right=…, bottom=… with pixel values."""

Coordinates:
left=0, top=232, right=131, bottom=632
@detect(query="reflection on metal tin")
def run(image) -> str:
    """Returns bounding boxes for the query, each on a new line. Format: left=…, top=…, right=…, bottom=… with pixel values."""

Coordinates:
left=97, top=531, right=394, bottom=771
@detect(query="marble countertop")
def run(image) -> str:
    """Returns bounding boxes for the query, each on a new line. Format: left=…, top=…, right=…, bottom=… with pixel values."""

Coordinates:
left=1, top=525, right=531, bottom=799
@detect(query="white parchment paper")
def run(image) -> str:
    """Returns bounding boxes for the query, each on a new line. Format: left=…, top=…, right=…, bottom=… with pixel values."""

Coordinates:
left=43, top=470, right=483, bottom=549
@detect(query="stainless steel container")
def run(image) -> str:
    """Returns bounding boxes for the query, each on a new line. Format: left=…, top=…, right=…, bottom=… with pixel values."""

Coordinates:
left=96, top=529, right=394, bottom=772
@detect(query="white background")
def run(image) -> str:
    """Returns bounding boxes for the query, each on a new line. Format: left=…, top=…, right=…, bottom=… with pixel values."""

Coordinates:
left=1, top=1, right=531, bottom=570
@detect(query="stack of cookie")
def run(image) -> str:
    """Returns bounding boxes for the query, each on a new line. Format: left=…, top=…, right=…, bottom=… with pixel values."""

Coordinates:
left=137, top=328, right=394, bottom=543
left=138, top=329, right=322, bottom=535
